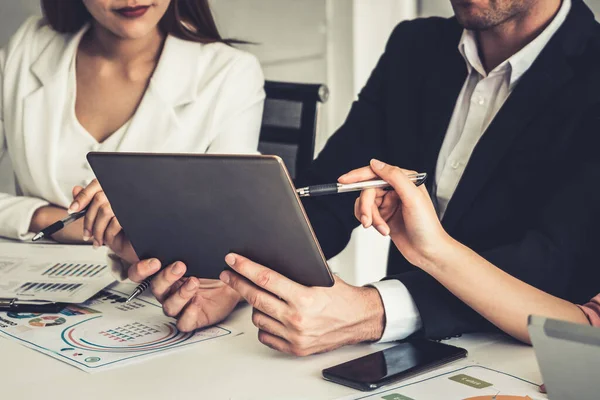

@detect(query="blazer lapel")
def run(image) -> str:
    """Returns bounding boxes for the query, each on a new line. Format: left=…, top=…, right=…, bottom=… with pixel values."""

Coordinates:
left=418, top=24, right=467, bottom=193
left=440, top=5, right=594, bottom=232
left=23, top=25, right=89, bottom=205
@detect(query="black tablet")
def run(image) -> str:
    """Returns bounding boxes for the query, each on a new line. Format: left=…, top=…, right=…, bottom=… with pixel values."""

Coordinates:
left=87, top=153, right=334, bottom=287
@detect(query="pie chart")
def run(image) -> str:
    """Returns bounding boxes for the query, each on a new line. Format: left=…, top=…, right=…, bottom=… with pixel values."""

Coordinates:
left=29, top=316, right=67, bottom=327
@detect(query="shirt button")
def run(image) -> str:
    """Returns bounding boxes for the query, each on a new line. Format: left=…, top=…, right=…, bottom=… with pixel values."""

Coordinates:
left=477, top=96, right=485, bottom=105
left=92, top=143, right=100, bottom=151
left=450, top=160, right=461, bottom=169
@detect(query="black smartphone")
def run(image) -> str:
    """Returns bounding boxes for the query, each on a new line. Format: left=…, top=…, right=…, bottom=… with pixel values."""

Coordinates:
left=322, top=340, right=467, bottom=391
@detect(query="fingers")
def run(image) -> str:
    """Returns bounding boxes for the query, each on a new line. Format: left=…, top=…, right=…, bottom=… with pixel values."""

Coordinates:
left=162, top=277, right=199, bottom=318
left=175, top=304, right=203, bottom=332
left=358, top=188, right=377, bottom=227
left=222, top=254, right=298, bottom=301
left=82, top=191, right=113, bottom=245
left=338, top=166, right=378, bottom=184
left=149, top=262, right=187, bottom=303
left=103, top=217, right=123, bottom=249
left=91, top=203, right=115, bottom=247
left=252, top=308, right=289, bottom=340
left=69, top=179, right=101, bottom=214
left=72, top=186, right=83, bottom=199
left=370, top=159, right=419, bottom=205
left=257, top=330, right=294, bottom=355
left=371, top=204, right=390, bottom=236
left=127, top=258, right=162, bottom=283
left=220, top=267, right=286, bottom=321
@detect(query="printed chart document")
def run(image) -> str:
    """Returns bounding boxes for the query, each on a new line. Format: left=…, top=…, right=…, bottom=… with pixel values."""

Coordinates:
left=0, top=242, right=115, bottom=303
left=335, top=364, right=546, bottom=400
left=0, top=285, right=239, bottom=372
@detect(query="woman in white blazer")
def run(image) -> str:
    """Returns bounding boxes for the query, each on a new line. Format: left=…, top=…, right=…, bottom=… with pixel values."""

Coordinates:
left=0, top=0, right=265, bottom=242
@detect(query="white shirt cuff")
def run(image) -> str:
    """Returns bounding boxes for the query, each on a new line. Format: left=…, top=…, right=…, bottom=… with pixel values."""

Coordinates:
left=368, top=279, right=423, bottom=343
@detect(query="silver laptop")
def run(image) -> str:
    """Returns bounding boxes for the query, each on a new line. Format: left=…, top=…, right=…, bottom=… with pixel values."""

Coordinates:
left=528, top=315, right=600, bottom=400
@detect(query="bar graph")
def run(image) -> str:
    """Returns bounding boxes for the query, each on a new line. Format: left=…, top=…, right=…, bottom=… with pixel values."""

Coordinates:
left=42, top=263, right=107, bottom=278
left=17, top=282, right=83, bottom=294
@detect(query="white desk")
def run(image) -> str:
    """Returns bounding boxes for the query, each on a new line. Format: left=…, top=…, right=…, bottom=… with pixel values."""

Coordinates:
left=1, top=304, right=541, bottom=400
left=0, top=240, right=542, bottom=400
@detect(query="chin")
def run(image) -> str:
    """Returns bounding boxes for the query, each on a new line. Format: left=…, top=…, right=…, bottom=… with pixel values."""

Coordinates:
left=109, top=23, right=158, bottom=40
left=455, top=9, right=497, bottom=31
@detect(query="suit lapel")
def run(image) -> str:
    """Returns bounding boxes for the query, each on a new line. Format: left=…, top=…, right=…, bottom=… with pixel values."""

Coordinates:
left=441, top=42, right=575, bottom=232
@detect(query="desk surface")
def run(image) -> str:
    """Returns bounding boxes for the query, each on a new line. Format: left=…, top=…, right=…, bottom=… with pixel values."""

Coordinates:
left=1, top=304, right=541, bottom=400
left=0, top=241, right=542, bottom=400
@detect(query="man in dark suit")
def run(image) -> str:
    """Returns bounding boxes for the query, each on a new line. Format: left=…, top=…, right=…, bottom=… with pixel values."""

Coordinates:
left=131, top=0, right=600, bottom=355
left=218, top=0, right=600, bottom=354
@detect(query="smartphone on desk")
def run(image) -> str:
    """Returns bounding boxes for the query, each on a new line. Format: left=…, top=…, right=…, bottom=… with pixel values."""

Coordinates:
left=322, top=340, right=467, bottom=392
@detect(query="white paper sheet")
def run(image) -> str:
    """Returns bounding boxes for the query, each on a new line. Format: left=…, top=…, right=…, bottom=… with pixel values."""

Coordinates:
left=334, top=364, right=546, bottom=400
left=0, top=285, right=240, bottom=372
left=0, top=242, right=115, bottom=303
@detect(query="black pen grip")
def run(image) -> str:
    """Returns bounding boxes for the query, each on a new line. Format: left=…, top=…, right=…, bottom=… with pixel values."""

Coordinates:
left=41, top=220, right=66, bottom=237
left=306, top=184, right=339, bottom=197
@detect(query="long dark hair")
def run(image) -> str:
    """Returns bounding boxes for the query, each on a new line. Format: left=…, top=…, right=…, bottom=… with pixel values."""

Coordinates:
left=40, top=0, right=237, bottom=45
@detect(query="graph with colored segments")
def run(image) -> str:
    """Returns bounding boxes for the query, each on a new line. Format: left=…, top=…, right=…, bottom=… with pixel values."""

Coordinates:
left=337, top=365, right=545, bottom=400
left=0, top=288, right=238, bottom=372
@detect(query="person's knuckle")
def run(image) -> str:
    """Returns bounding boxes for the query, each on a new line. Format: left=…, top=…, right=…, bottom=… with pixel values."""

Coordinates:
left=99, top=203, right=112, bottom=216
left=251, top=311, right=264, bottom=329
left=288, top=312, right=305, bottom=332
left=176, top=317, right=195, bottom=332
left=256, top=269, right=272, bottom=288
left=150, top=280, right=162, bottom=297
left=257, top=330, right=270, bottom=345
left=248, top=292, right=262, bottom=309
left=290, top=345, right=309, bottom=357
left=162, top=303, right=177, bottom=317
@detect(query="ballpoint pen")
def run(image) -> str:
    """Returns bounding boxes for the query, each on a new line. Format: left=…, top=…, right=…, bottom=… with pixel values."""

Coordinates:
left=296, top=173, right=427, bottom=198
left=32, top=207, right=89, bottom=242
left=126, top=278, right=152, bottom=303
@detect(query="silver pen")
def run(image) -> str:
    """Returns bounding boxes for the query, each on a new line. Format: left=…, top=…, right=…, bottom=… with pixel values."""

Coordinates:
left=296, top=173, right=427, bottom=198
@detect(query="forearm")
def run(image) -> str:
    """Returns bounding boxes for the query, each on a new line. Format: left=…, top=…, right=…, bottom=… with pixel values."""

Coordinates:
left=29, top=205, right=86, bottom=244
left=420, top=237, right=589, bottom=343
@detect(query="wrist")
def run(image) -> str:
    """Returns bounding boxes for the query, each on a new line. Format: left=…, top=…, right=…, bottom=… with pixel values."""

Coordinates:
left=357, top=286, right=386, bottom=342
left=419, top=233, right=458, bottom=273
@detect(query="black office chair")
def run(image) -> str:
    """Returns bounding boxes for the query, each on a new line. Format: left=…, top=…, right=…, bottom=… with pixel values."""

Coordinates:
left=258, top=81, right=329, bottom=179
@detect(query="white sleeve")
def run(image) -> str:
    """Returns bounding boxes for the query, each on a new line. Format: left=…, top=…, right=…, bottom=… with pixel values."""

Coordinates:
left=206, top=53, right=265, bottom=154
left=368, top=279, right=423, bottom=342
left=0, top=21, right=49, bottom=240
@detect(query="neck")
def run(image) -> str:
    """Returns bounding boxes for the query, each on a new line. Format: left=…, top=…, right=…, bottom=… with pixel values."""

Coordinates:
left=477, top=0, right=562, bottom=72
left=85, top=22, right=165, bottom=67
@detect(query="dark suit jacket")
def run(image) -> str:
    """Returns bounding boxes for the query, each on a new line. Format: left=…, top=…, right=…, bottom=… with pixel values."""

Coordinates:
left=298, top=0, right=600, bottom=339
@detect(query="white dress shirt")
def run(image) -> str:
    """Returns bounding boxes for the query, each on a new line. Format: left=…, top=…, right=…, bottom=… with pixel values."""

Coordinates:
left=371, top=0, right=572, bottom=342
left=0, top=17, right=265, bottom=240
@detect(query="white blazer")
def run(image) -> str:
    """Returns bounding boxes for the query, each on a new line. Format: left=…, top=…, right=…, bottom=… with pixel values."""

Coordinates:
left=0, top=17, right=265, bottom=240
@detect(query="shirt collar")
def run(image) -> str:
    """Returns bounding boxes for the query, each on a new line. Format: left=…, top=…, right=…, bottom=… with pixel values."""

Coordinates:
left=458, top=0, right=572, bottom=86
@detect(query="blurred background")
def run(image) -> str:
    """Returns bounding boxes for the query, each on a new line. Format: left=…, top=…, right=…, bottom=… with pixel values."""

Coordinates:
left=2, top=0, right=599, bottom=285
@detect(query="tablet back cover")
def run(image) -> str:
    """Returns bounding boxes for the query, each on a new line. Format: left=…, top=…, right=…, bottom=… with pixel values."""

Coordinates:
left=87, top=153, right=334, bottom=287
